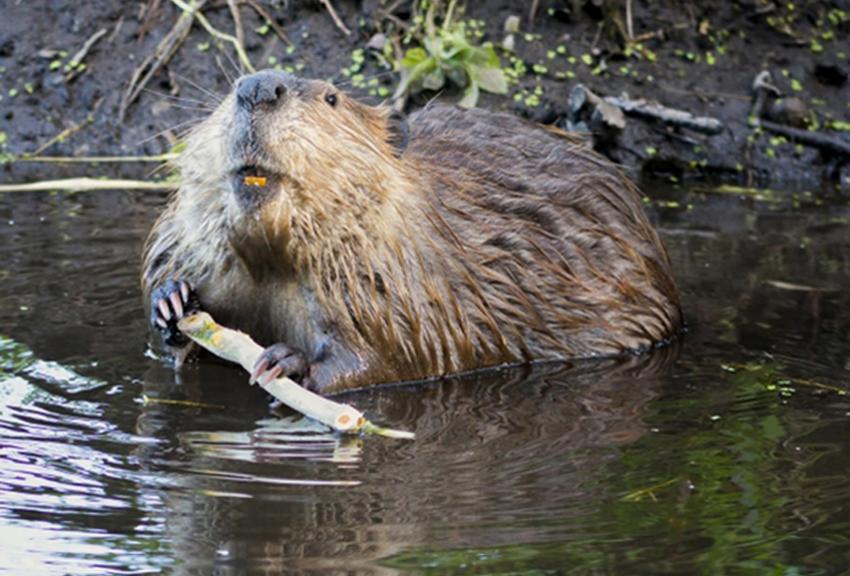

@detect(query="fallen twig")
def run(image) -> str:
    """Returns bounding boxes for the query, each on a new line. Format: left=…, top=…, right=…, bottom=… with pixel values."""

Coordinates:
left=529, top=0, right=539, bottom=25
left=625, top=0, right=634, bottom=40
left=29, top=107, right=99, bottom=156
left=138, top=0, right=163, bottom=40
left=177, top=312, right=414, bottom=439
left=759, top=120, right=850, bottom=158
left=659, top=84, right=750, bottom=102
left=243, top=0, right=292, bottom=45
left=0, top=178, right=174, bottom=193
left=120, top=0, right=204, bottom=120
left=65, top=27, right=108, bottom=83
left=169, top=0, right=255, bottom=72
left=226, top=0, right=245, bottom=49
left=605, top=95, right=724, bottom=135
left=107, top=15, right=125, bottom=44
left=632, top=28, right=666, bottom=43
left=319, top=0, right=351, bottom=36
left=16, top=153, right=177, bottom=163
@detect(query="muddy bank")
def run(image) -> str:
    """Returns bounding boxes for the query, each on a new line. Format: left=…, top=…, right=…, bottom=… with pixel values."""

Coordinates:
left=0, top=0, right=848, bottom=193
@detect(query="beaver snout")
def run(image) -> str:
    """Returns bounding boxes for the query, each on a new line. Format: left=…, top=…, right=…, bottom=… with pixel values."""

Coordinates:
left=235, top=70, right=291, bottom=112
left=228, top=71, right=298, bottom=208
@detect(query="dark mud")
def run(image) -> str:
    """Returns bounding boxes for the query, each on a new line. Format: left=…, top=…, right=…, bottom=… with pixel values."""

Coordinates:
left=1, top=1, right=848, bottom=192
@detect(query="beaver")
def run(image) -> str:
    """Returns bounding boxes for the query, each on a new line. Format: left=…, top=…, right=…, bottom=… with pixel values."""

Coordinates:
left=142, top=71, right=682, bottom=394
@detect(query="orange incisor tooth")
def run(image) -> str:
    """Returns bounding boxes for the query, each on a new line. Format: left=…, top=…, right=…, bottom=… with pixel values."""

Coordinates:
left=243, top=176, right=268, bottom=187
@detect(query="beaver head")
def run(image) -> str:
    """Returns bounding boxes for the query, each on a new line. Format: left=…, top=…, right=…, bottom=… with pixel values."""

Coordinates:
left=177, top=71, right=410, bottom=275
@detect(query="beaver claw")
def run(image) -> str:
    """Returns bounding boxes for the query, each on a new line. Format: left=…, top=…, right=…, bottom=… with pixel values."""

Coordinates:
left=150, top=279, right=201, bottom=347
left=250, top=343, right=310, bottom=387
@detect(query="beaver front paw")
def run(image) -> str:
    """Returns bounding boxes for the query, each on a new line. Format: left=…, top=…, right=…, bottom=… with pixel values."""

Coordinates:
left=250, top=343, right=311, bottom=388
left=150, top=279, right=201, bottom=347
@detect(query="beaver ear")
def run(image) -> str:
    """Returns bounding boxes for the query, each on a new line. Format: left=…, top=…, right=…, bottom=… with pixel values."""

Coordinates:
left=385, top=110, right=409, bottom=157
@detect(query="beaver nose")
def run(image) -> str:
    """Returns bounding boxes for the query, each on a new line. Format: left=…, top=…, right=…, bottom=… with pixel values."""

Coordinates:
left=235, top=71, right=288, bottom=111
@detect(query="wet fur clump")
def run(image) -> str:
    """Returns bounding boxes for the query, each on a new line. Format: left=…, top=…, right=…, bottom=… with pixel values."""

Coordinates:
left=142, top=72, right=682, bottom=393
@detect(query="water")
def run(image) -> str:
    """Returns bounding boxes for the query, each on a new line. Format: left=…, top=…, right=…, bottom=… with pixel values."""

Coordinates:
left=0, top=187, right=848, bottom=575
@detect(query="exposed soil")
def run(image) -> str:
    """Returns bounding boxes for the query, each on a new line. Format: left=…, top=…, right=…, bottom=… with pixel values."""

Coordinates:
left=1, top=0, right=849, bottom=193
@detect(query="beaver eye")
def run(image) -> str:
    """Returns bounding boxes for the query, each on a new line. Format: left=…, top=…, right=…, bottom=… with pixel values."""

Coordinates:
left=325, top=93, right=338, bottom=107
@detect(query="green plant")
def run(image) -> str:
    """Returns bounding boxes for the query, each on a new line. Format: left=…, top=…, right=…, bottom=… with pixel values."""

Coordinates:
left=394, top=1, right=507, bottom=108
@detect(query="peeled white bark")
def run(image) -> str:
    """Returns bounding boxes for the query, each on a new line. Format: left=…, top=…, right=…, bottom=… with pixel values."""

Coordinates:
left=178, top=312, right=414, bottom=439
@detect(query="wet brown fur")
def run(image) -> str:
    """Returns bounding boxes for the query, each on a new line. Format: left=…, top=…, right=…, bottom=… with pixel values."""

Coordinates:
left=142, top=74, right=682, bottom=393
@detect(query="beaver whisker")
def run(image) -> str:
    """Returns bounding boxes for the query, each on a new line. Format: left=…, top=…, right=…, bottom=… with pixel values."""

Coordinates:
left=137, top=117, right=207, bottom=148
left=157, top=103, right=218, bottom=116
left=259, top=208, right=274, bottom=253
left=178, top=75, right=226, bottom=106
left=333, top=122, right=385, bottom=159
left=140, top=87, right=220, bottom=111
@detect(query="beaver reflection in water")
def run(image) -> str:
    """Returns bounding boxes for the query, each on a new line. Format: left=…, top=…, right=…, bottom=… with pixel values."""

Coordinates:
left=142, top=71, right=682, bottom=394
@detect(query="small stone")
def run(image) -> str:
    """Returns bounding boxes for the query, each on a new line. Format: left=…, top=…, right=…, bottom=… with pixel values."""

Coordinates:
left=766, top=97, right=810, bottom=128
left=366, top=33, right=386, bottom=52
left=37, top=48, right=59, bottom=59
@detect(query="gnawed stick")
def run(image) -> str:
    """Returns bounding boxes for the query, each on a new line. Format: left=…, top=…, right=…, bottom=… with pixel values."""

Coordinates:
left=0, top=178, right=174, bottom=193
left=177, top=312, right=415, bottom=439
